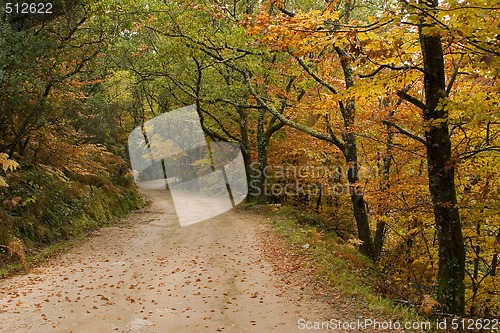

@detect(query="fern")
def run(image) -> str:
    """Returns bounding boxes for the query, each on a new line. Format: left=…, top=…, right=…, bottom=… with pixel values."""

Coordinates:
left=0, top=238, right=28, bottom=272
left=0, top=153, right=18, bottom=187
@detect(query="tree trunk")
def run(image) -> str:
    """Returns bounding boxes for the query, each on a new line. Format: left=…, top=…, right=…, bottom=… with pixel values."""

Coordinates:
left=418, top=0, right=465, bottom=315
left=253, top=108, right=269, bottom=203
left=337, top=44, right=376, bottom=260
left=343, top=131, right=376, bottom=259
left=237, top=107, right=256, bottom=201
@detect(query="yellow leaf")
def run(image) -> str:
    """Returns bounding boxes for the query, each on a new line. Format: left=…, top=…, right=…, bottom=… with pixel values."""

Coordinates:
left=0, top=153, right=19, bottom=172
left=0, top=176, right=8, bottom=187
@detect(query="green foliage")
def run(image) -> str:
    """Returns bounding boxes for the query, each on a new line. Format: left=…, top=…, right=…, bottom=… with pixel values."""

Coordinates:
left=277, top=205, right=355, bottom=240
left=0, top=0, right=145, bottom=271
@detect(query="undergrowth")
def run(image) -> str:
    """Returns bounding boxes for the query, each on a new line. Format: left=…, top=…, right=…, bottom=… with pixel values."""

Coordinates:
left=265, top=205, right=438, bottom=332
left=0, top=165, right=145, bottom=276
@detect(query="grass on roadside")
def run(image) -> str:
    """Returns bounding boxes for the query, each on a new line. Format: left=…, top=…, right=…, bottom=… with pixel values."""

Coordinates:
left=0, top=195, right=147, bottom=279
left=262, top=205, right=438, bottom=332
left=0, top=240, right=71, bottom=278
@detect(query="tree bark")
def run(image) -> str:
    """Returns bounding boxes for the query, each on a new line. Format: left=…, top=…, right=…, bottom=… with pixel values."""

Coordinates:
left=240, top=106, right=268, bottom=203
left=337, top=45, right=376, bottom=260
left=237, top=107, right=254, bottom=199
left=343, top=128, right=376, bottom=259
left=418, top=0, right=465, bottom=315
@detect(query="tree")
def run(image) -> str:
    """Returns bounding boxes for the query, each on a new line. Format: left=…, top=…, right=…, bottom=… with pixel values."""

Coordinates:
left=246, top=0, right=499, bottom=314
left=352, top=0, right=499, bottom=315
left=102, top=0, right=286, bottom=202
left=245, top=0, right=385, bottom=259
left=413, top=0, right=465, bottom=315
left=0, top=1, right=113, bottom=159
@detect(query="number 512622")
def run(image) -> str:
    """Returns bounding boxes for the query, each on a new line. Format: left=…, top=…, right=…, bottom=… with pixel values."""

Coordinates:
left=4, top=2, right=53, bottom=14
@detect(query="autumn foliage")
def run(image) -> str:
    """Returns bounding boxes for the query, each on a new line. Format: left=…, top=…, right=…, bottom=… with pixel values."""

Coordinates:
left=0, top=3, right=143, bottom=271
left=1, top=0, right=498, bottom=319
left=243, top=0, right=499, bottom=316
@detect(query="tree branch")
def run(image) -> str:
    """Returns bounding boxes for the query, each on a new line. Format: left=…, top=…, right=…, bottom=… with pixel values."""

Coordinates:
left=198, top=107, right=240, bottom=142
left=383, top=120, right=426, bottom=145
left=277, top=6, right=296, bottom=17
left=243, top=70, right=345, bottom=151
left=446, top=54, right=464, bottom=96
left=396, top=90, right=427, bottom=111
left=295, top=57, right=338, bottom=95
left=359, top=64, right=425, bottom=78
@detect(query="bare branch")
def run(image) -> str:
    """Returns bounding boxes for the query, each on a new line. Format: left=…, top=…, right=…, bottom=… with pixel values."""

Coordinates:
left=383, top=120, right=426, bottom=145
left=458, top=146, right=500, bottom=160
left=359, top=64, right=425, bottom=78
left=277, top=6, right=296, bottom=17
left=446, top=54, right=464, bottom=96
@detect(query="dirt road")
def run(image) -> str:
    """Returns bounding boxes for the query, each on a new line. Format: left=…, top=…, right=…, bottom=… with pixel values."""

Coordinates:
left=0, top=188, right=369, bottom=332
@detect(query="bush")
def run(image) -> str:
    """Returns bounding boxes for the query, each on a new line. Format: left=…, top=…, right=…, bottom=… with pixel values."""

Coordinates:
left=0, top=164, right=144, bottom=269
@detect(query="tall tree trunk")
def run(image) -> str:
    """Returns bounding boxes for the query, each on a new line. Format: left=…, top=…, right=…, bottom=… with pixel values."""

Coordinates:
left=373, top=101, right=394, bottom=259
left=343, top=130, right=376, bottom=259
left=337, top=44, right=376, bottom=260
left=418, top=0, right=465, bottom=315
left=250, top=108, right=269, bottom=203
left=237, top=107, right=254, bottom=200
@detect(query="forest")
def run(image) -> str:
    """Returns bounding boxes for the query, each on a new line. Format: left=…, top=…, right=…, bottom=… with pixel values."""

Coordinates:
left=0, top=0, right=498, bottom=319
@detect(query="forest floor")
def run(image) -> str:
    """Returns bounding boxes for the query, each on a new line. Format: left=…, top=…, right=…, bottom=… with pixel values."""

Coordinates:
left=0, top=188, right=389, bottom=333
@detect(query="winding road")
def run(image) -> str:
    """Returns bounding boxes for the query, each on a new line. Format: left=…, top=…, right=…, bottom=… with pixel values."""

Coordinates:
left=0, top=188, right=374, bottom=332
